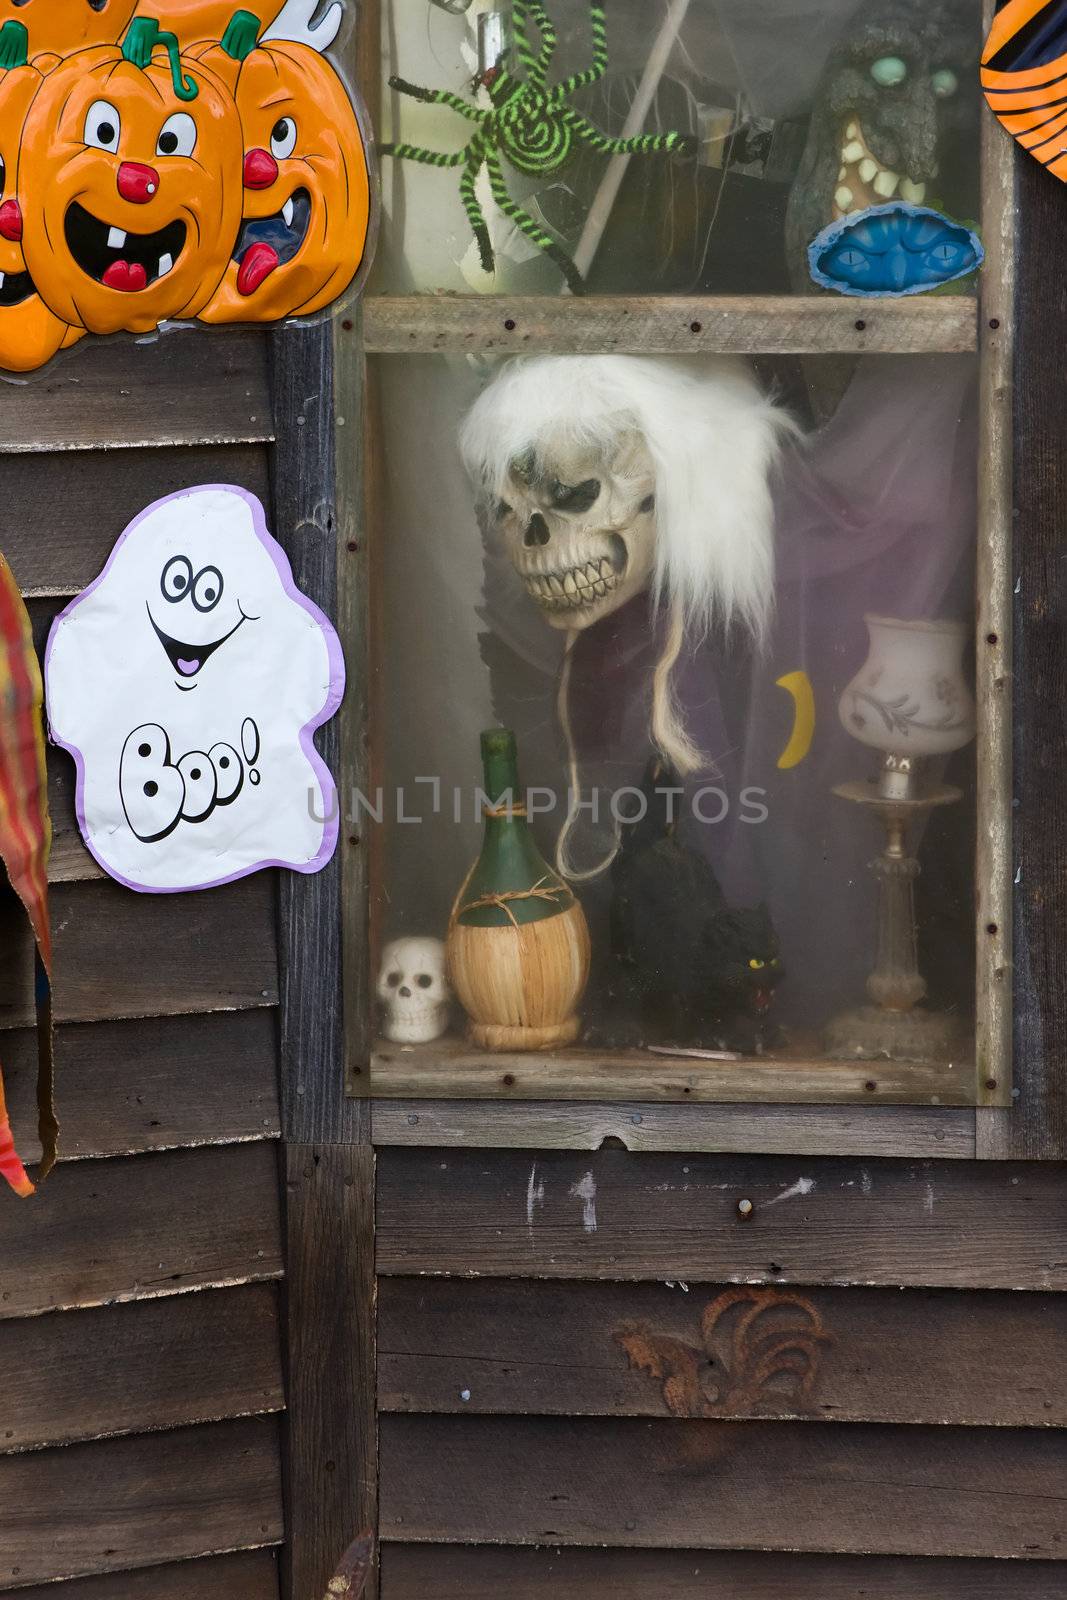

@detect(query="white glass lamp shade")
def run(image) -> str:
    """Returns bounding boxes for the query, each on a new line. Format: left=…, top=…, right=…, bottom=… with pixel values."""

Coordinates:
left=839, top=615, right=977, bottom=759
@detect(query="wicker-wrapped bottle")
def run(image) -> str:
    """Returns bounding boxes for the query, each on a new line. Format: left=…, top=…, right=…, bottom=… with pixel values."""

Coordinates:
left=447, top=728, right=590, bottom=1050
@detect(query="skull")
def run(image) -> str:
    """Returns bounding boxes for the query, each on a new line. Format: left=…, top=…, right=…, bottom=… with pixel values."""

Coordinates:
left=378, top=937, right=452, bottom=1044
left=496, top=432, right=657, bottom=630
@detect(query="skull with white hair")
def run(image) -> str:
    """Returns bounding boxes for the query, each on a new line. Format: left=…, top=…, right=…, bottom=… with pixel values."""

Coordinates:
left=378, top=937, right=452, bottom=1044
left=494, top=432, right=658, bottom=631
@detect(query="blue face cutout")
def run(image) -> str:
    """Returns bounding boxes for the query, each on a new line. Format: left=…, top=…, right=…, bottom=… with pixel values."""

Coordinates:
left=808, top=204, right=983, bottom=296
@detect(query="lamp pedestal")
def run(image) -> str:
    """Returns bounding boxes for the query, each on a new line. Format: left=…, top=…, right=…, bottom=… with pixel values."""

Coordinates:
left=824, top=774, right=963, bottom=1063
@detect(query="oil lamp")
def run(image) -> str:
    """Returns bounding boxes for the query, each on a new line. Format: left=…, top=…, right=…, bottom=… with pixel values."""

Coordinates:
left=826, top=615, right=975, bottom=1062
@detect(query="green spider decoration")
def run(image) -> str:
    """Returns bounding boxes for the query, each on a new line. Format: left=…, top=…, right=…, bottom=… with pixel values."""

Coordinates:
left=381, top=0, right=697, bottom=293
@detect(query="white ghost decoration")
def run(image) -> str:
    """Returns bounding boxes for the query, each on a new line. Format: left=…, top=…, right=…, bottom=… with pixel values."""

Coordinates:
left=45, top=485, right=345, bottom=893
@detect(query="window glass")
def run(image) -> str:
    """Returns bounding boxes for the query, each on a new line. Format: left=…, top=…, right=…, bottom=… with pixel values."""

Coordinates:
left=375, top=349, right=978, bottom=1060
left=376, top=0, right=981, bottom=298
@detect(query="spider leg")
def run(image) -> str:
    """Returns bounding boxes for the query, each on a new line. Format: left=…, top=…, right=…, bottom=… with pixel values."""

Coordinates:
left=514, top=0, right=558, bottom=90
left=484, top=148, right=585, bottom=295
left=460, top=151, right=496, bottom=276
left=388, top=75, right=485, bottom=123
left=552, top=0, right=608, bottom=97
left=379, top=140, right=470, bottom=168
left=562, top=108, right=697, bottom=158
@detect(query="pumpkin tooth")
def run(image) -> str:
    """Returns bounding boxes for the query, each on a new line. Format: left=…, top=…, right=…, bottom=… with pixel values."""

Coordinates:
left=282, top=197, right=295, bottom=228
left=157, top=252, right=174, bottom=278
left=107, top=226, right=126, bottom=249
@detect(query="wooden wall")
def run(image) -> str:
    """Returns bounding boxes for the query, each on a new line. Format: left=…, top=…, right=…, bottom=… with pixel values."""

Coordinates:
left=373, top=1145, right=1067, bottom=1596
left=0, top=330, right=286, bottom=1597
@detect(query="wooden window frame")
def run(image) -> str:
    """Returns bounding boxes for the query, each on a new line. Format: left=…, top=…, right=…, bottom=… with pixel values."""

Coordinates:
left=345, top=0, right=1014, bottom=1117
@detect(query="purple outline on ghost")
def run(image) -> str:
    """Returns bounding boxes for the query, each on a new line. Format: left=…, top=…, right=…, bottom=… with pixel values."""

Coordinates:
left=44, top=484, right=346, bottom=895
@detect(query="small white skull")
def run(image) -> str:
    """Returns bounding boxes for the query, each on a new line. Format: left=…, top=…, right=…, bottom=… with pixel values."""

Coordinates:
left=496, top=432, right=657, bottom=630
left=378, top=937, right=452, bottom=1044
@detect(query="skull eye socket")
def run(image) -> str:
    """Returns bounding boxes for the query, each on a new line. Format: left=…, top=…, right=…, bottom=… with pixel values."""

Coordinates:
left=386, top=972, right=401, bottom=988
left=496, top=500, right=512, bottom=519
left=551, top=479, right=601, bottom=514
left=640, top=493, right=655, bottom=514
left=416, top=973, right=433, bottom=989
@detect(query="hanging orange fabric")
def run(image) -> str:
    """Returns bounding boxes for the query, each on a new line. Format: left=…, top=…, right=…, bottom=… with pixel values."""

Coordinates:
left=0, top=552, right=55, bottom=1197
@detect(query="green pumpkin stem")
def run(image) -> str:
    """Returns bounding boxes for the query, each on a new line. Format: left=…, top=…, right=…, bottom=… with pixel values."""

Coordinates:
left=0, top=21, right=29, bottom=72
left=121, top=17, right=199, bottom=101
left=221, top=11, right=262, bottom=62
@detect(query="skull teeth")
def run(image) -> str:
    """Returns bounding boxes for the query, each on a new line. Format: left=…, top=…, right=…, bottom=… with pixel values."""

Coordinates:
left=523, top=558, right=620, bottom=611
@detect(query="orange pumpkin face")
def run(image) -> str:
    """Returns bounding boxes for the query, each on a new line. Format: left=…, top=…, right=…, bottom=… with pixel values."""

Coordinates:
left=0, top=0, right=137, bottom=54
left=20, top=22, right=244, bottom=336
left=0, top=30, right=83, bottom=372
left=194, top=30, right=371, bottom=324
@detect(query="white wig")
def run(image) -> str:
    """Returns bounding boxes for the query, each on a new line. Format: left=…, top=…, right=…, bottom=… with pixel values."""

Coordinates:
left=460, top=353, right=794, bottom=645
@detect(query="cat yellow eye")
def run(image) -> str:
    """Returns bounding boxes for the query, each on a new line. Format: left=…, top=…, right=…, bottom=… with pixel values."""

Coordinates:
left=749, top=958, right=765, bottom=970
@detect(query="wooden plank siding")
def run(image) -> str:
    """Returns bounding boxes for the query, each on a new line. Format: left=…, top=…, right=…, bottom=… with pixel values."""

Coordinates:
left=0, top=1416, right=283, bottom=1589
left=379, top=1412, right=1067, bottom=1559
left=381, top=1546, right=1067, bottom=1598
left=379, top=1278, right=1067, bottom=1427
left=11, top=1551, right=280, bottom=1600
left=0, top=1284, right=284, bottom=1453
left=376, top=1148, right=1067, bottom=1290
left=0, top=331, right=272, bottom=454
left=374, top=1144, right=1067, bottom=1589
left=5, top=1010, right=280, bottom=1163
left=0, top=323, right=287, bottom=1597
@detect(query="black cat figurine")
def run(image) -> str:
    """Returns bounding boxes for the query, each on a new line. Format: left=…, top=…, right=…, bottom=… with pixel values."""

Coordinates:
left=606, top=758, right=785, bottom=1053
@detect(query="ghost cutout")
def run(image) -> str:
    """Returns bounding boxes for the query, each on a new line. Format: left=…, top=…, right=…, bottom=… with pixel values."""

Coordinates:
left=45, top=485, right=344, bottom=893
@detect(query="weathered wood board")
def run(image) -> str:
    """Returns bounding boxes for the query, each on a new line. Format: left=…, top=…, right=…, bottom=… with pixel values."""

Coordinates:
left=0, top=1142, right=283, bottom=1320
left=381, top=1546, right=1067, bottom=1598
left=376, top=1149, right=1067, bottom=1289
left=6, top=445, right=271, bottom=598
left=378, top=1277, right=1067, bottom=1426
left=379, top=1413, right=1067, bottom=1558
left=0, top=1417, right=283, bottom=1589
left=0, top=876, right=278, bottom=1030
left=0, top=332, right=272, bottom=454
left=0, top=1283, right=283, bottom=1453
left=372, top=1099, right=976, bottom=1158
left=10, top=1551, right=279, bottom=1600
left=5, top=1009, right=280, bottom=1162
left=363, top=295, right=979, bottom=355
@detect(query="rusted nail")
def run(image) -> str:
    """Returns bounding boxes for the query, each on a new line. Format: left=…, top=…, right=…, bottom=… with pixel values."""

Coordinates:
left=737, top=1197, right=754, bottom=1220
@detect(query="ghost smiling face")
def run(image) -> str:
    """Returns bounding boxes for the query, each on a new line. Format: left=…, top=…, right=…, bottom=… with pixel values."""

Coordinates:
left=45, top=485, right=344, bottom=892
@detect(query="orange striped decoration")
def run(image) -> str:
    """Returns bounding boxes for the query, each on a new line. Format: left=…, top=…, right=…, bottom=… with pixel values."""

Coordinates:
left=0, top=1065, right=33, bottom=1198
left=0, top=552, right=54, bottom=1199
left=983, top=0, right=1067, bottom=180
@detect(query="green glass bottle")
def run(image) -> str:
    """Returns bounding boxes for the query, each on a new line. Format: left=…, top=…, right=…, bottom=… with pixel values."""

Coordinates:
left=448, top=728, right=590, bottom=1050
left=456, top=728, right=572, bottom=929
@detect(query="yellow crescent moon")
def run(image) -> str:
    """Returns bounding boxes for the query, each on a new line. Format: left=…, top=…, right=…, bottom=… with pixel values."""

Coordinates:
left=776, top=670, right=816, bottom=769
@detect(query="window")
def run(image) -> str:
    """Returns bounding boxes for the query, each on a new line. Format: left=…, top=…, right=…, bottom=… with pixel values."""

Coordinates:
left=352, top=0, right=1010, bottom=1113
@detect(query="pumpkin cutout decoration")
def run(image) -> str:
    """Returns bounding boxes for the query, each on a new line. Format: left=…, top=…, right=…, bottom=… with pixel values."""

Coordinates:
left=0, top=23, right=84, bottom=372
left=132, top=0, right=341, bottom=47
left=191, top=8, right=371, bottom=324
left=19, top=16, right=245, bottom=336
left=0, top=0, right=137, bottom=55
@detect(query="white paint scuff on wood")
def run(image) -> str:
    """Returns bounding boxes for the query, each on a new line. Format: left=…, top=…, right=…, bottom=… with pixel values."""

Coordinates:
left=570, top=1170, right=598, bottom=1233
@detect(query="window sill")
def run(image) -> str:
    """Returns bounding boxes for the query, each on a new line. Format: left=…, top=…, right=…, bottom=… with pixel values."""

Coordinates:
left=360, top=1037, right=975, bottom=1108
